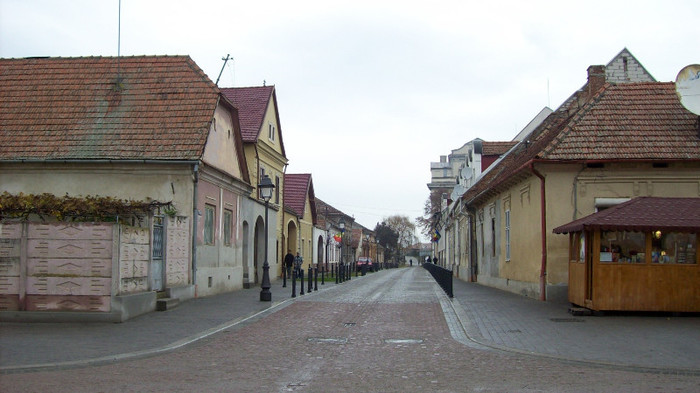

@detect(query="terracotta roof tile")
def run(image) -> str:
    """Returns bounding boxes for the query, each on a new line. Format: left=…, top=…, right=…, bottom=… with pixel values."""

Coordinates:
left=542, top=83, right=700, bottom=160
left=464, top=81, right=700, bottom=205
left=284, top=173, right=316, bottom=223
left=482, top=141, right=517, bottom=156
left=0, top=56, right=218, bottom=161
left=553, top=197, right=700, bottom=233
left=220, top=86, right=274, bottom=142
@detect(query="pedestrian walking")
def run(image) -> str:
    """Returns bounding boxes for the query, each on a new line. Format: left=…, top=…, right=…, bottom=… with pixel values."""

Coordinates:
left=284, top=251, right=294, bottom=279
left=294, top=252, right=303, bottom=276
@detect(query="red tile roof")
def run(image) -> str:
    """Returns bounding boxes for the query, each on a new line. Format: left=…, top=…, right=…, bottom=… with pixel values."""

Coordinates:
left=0, top=56, right=221, bottom=160
left=553, top=197, right=700, bottom=233
left=464, top=82, right=700, bottom=205
left=541, top=83, right=700, bottom=161
left=482, top=141, right=517, bottom=156
left=284, top=173, right=316, bottom=223
left=220, top=86, right=273, bottom=142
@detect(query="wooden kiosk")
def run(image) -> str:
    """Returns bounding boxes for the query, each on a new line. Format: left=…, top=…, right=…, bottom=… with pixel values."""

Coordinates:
left=553, top=197, right=700, bottom=312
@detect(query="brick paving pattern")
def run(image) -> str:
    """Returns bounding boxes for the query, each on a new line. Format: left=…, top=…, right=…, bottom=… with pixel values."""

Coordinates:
left=1, top=267, right=699, bottom=392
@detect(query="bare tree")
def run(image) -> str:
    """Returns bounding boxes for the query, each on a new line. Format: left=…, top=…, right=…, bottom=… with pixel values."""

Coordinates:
left=416, top=189, right=445, bottom=238
left=383, top=214, right=417, bottom=263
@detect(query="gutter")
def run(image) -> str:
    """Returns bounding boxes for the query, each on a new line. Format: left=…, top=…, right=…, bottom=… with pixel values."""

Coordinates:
left=528, top=162, right=547, bottom=301
left=1, top=159, right=200, bottom=165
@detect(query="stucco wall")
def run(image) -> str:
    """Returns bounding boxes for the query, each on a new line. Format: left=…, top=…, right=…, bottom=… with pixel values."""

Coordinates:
left=202, top=104, right=243, bottom=180
left=470, top=161, right=700, bottom=302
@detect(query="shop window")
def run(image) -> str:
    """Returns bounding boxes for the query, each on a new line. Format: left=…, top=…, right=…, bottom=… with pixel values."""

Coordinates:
left=599, top=231, right=645, bottom=263
left=204, top=205, right=215, bottom=245
left=571, top=233, right=586, bottom=263
left=651, top=232, right=697, bottom=264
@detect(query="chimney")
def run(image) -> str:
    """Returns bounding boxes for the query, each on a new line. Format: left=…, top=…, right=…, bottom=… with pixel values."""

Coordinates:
left=586, top=65, right=606, bottom=98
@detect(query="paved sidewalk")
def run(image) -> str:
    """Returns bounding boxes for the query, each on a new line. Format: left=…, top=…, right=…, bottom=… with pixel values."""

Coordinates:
left=447, top=276, right=700, bottom=374
left=1, top=267, right=698, bottom=374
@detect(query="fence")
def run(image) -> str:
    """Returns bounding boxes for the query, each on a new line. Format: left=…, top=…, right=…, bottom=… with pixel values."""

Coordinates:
left=423, top=262, right=453, bottom=298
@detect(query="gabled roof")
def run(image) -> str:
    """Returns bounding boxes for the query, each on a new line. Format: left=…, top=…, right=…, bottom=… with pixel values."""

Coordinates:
left=464, top=80, right=700, bottom=206
left=553, top=197, right=700, bottom=233
left=219, top=86, right=287, bottom=157
left=0, top=56, right=221, bottom=161
left=541, top=82, right=700, bottom=161
left=284, top=173, right=317, bottom=224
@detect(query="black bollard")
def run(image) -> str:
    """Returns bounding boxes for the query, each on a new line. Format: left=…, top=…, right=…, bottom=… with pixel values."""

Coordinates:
left=335, top=264, right=339, bottom=284
left=291, top=269, right=296, bottom=298
left=300, top=269, right=305, bottom=295
left=321, top=265, right=325, bottom=285
left=314, top=266, right=318, bottom=291
left=283, top=267, right=287, bottom=288
left=307, top=266, right=312, bottom=293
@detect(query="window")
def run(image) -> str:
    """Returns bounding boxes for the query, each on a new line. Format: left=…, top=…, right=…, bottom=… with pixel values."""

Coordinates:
left=204, top=205, right=215, bottom=245
left=223, top=209, right=233, bottom=246
left=491, top=218, right=496, bottom=258
left=268, top=123, right=275, bottom=141
left=504, top=210, right=510, bottom=261
left=258, top=168, right=265, bottom=199
left=652, top=232, right=697, bottom=264
left=599, top=231, right=645, bottom=263
left=275, top=175, right=280, bottom=204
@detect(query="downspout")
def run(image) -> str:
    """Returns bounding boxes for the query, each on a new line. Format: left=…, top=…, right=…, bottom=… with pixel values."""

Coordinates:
left=467, top=206, right=478, bottom=282
left=529, top=162, right=547, bottom=301
left=191, top=163, right=199, bottom=297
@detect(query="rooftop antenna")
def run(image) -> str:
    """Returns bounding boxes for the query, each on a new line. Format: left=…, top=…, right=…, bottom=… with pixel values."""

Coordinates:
left=215, top=54, right=232, bottom=85
left=115, top=0, right=123, bottom=90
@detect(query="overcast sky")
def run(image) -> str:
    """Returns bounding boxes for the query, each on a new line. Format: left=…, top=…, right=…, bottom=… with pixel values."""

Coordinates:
left=2, top=1, right=698, bottom=237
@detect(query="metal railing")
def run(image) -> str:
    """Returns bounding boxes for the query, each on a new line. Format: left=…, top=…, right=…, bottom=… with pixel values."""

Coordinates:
left=423, top=262, right=453, bottom=298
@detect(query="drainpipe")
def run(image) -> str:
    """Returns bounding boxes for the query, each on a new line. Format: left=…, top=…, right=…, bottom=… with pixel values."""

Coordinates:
left=529, top=162, right=547, bottom=301
left=467, top=206, right=478, bottom=282
left=191, top=163, right=199, bottom=297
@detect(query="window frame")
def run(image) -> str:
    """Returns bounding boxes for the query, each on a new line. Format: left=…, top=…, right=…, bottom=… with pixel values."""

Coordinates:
left=204, top=204, right=216, bottom=245
left=223, top=209, right=233, bottom=246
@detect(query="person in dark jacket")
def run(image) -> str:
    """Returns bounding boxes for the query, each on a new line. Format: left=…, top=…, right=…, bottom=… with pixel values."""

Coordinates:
left=284, top=251, right=294, bottom=279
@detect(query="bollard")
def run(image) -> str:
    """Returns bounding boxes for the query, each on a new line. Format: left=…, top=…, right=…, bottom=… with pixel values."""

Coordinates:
left=291, top=269, right=296, bottom=298
left=314, top=266, right=318, bottom=291
left=335, top=264, right=339, bottom=284
left=283, top=268, right=287, bottom=288
left=300, top=269, right=305, bottom=295
left=321, top=265, right=325, bottom=285
left=308, top=266, right=312, bottom=293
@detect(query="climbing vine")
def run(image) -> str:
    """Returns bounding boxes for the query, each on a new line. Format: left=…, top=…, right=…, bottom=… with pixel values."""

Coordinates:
left=0, top=192, right=173, bottom=222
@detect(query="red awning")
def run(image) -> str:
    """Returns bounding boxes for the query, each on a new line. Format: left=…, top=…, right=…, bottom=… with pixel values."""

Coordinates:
left=553, top=197, right=700, bottom=234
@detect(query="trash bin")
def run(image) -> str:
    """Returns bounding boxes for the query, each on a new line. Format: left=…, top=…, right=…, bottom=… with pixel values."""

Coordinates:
left=361, top=264, right=368, bottom=276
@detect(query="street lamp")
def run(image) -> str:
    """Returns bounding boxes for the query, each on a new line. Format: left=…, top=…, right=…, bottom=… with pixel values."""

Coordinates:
left=259, top=174, right=275, bottom=302
left=376, top=239, right=380, bottom=270
left=339, top=217, right=345, bottom=282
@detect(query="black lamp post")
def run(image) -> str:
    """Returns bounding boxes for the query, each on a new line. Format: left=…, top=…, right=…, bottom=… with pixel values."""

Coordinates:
left=339, top=217, right=345, bottom=282
left=376, top=239, right=380, bottom=270
left=259, top=174, right=275, bottom=302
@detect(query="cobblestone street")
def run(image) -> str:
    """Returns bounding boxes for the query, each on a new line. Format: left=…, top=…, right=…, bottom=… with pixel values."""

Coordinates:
left=1, top=268, right=698, bottom=392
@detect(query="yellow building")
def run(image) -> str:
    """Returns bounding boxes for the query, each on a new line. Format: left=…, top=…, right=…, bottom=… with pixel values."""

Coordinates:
left=457, top=65, right=700, bottom=303
left=221, top=86, right=289, bottom=286
left=284, top=174, right=318, bottom=269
